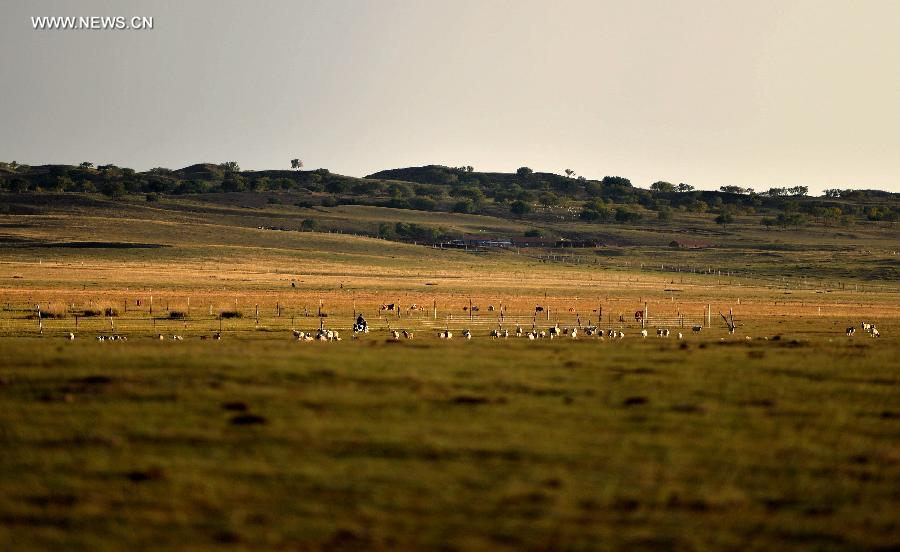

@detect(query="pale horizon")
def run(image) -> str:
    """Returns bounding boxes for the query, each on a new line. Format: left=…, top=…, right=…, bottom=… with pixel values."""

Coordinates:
left=3, top=0, right=900, bottom=195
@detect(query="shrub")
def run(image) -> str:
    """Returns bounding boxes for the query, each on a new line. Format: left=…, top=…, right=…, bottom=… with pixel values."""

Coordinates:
left=30, top=311, right=66, bottom=319
left=510, top=200, right=532, bottom=216
left=169, top=311, right=187, bottom=319
left=220, top=311, right=242, bottom=319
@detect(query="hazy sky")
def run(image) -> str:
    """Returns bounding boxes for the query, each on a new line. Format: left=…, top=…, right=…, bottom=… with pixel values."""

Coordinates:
left=3, top=1, right=900, bottom=193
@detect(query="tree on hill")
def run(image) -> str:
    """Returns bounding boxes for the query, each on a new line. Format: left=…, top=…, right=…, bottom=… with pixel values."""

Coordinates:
left=602, top=176, right=632, bottom=188
left=564, top=169, right=576, bottom=178
left=760, top=217, right=775, bottom=230
left=614, top=207, right=641, bottom=223
left=290, top=159, right=303, bottom=170
left=79, top=162, right=94, bottom=169
left=517, top=167, right=533, bottom=177
left=651, top=181, right=675, bottom=193
left=823, top=207, right=842, bottom=226
left=510, top=200, right=532, bottom=216
left=580, top=200, right=611, bottom=222
left=218, top=161, right=240, bottom=173
left=538, top=191, right=559, bottom=207
left=99, top=181, right=126, bottom=199
left=677, top=183, right=694, bottom=192
left=777, top=212, right=806, bottom=228
left=715, top=212, right=734, bottom=230
left=719, top=185, right=747, bottom=194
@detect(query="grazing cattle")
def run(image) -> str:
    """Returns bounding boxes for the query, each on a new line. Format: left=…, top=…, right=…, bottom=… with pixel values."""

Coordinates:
left=158, top=334, right=165, bottom=340
left=172, top=335, right=183, bottom=341
left=570, top=328, right=578, bottom=339
left=872, top=327, right=880, bottom=337
left=516, top=326, right=523, bottom=337
left=490, top=329, right=500, bottom=339
left=292, top=329, right=302, bottom=338
left=527, top=332, right=536, bottom=340
left=213, top=332, right=221, bottom=340
left=462, top=329, right=472, bottom=340
left=502, top=330, right=509, bottom=338
left=381, top=304, right=395, bottom=312
left=677, top=332, right=683, bottom=340
left=846, top=327, right=856, bottom=336
left=535, top=306, right=544, bottom=312
left=660, top=329, right=670, bottom=338
left=67, top=332, right=75, bottom=340
left=439, top=331, right=453, bottom=339
left=96, top=336, right=105, bottom=342
left=641, top=330, right=648, bottom=338
left=539, top=330, right=547, bottom=339
left=548, top=324, right=561, bottom=338
left=402, top=330, right=414, bottom=339
left=692, top=325, right=702, bottom=333
left=861, top=322, right=872, bottom=332
left=391, top=330, right=400, bottom=339
left=617, top=331, right=625, bottom=340
left=488, top=305, right=495, bottom=312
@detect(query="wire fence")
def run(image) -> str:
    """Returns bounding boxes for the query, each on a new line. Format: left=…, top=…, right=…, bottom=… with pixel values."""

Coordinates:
left=0, top=303, right=713, bottom=338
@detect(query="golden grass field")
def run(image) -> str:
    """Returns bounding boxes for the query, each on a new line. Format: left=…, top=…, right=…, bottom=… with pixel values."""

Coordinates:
left=1, top=196, right=898, bottom=550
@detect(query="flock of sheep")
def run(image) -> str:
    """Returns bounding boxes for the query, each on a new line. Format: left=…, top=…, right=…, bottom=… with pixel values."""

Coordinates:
left=847, top=322, right=881, bottom=337
left=61, top=319, right=884, bottom=342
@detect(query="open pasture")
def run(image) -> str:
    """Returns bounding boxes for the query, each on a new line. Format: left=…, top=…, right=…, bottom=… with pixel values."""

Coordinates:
left=1, top=201, right=899, bottom=550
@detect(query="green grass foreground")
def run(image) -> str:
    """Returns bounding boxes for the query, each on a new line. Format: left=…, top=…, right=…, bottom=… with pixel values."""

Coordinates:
left=0, top=337, right=897, bottom=550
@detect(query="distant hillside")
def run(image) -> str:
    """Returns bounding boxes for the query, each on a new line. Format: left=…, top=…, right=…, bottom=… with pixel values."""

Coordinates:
left=1, top=161, right=898, bottom=234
